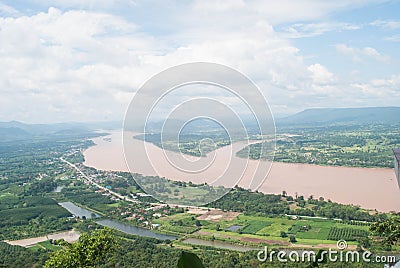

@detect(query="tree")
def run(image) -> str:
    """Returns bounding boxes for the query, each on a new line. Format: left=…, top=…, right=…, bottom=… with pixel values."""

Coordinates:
left=370, top=216, right=400, bottom=246
left=289, top=235, right=297, bottom=243
left=44, top=228, right=117, bottom=268
left=177, top=251, right=204, bottom=268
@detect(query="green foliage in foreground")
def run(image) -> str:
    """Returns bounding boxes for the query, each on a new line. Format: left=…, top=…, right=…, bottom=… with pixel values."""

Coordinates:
left=370, top=216, right=400, bottom=247
left=0, top=241, right=47, bottom=268
left=0, top=227, right=392, bottom=268
left=44, top=228, right=117, bottom=268
left=178, top=251, right=205, bottom=268
left=99, top=235, right=383, bottom=268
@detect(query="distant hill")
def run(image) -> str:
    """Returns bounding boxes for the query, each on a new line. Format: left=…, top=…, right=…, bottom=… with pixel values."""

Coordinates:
left=277, top=107, right=400, bottom=126
left=0, top=127, right=29, bottom=137
left=1, top=107, right=399, bottom=138
left=0, top=121, right=121, bottom=141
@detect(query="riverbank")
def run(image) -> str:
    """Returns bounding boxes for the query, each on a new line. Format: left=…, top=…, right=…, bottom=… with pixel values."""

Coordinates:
left=83, top=131, right=399, bottom=212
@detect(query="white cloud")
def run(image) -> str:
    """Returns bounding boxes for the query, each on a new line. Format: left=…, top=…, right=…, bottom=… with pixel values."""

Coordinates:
left=0, top=6, right=322, bottom=122
left=30, top=0, right=137, bottom=10
left=248, top=0, right=387, bottom=24
left=335, top=44, right=390, bottom=63
left=0, top=3, right=20, bottom=16
left=308, top=64, right=335, bottom=84
left=0, top=7, right=149, bottom=122
left=0, top=1, right=398, bottom=122
left=370, top=19, right=400, bottom=29
left=385, top=34, right=400, bottom=42
left=351, top=79, right=400, bottom=99
left=193, top=0, right=245, bottom=11
left=280, top=22, right=360, bottom=38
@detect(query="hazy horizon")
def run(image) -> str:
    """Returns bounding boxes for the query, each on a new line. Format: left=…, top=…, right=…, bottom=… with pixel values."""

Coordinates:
left=1, top=105, right=400, bottom=125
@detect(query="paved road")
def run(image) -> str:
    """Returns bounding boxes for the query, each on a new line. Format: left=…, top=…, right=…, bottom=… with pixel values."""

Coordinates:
left=61, top=158, right=138, bottom=203
left=60, top=157, right=216, bottom=211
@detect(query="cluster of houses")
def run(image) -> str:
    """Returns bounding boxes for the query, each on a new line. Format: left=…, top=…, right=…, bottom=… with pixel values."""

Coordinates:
left=110, top=203, right=180, bottom=229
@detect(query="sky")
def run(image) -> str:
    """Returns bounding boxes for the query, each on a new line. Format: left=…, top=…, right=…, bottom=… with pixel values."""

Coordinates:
left=0, top=0, right=399, bottom=123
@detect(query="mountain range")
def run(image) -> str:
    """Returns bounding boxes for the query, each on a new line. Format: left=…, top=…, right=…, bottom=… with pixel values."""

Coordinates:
left=0, top=107, right=399, bottom=139
left=276, top=107, right=400, bottom=126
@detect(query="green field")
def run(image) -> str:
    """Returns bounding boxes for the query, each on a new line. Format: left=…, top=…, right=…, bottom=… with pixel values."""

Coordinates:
left=153, top=213, right=200, bottom=235
left=181, top=214, right=371, bottom=246
left=132, top=174, right=228, bottom=205
left=237, top=124, right=400, bottom=168
left=241, top=220, right=272, bottom=234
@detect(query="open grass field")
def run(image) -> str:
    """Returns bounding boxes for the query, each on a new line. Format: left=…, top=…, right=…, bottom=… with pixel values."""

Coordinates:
left=37, top=240, right=61, bottom=251
left=158, top=212, right=372, bottom=247
left=241, top=220, right=272, bottom=234
left=27, top=240, right=62, bottom=252
left=153, top=213, right=200, bottom=234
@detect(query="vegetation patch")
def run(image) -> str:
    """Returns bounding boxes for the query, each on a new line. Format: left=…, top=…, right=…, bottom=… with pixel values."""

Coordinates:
left=327, top=227, right=369, bottom=241
left=241, top=220, right=272, bottom=234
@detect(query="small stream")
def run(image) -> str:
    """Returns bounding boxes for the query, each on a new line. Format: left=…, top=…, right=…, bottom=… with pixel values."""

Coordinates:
left=58, top=202, right=176, bottom=241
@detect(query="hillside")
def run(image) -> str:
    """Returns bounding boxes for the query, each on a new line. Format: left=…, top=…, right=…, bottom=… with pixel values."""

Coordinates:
left=277, top=107, right=400, bottom=126
left=0, top=121, right=121, bottom=140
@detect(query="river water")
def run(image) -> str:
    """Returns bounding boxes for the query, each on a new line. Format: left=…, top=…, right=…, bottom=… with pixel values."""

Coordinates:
left=58, top=202, right=256, bottom=248
left=58, top=200, right=254, bottom=248
left=58, top=202, right=176, bottom=241
left=97, top=219, right=176, bottom=240
left=59, top=202, right=100, bottom=219
left=83, top=131, right=400, bottom=212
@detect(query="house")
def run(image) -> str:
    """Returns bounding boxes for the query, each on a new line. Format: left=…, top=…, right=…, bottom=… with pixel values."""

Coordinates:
left=137, top=192, right=151, bottom=197
left=394, top=149, right=400, bottom=188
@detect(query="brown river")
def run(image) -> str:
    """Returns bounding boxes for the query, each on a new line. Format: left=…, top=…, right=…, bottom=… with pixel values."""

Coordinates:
left=83, top=131, right=400, bottom=212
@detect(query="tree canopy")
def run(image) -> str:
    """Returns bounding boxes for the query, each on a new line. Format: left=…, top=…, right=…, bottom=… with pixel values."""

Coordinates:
left=370, top=216, right=400, bottom=246
left=44, top=228, right=117, bottom=268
